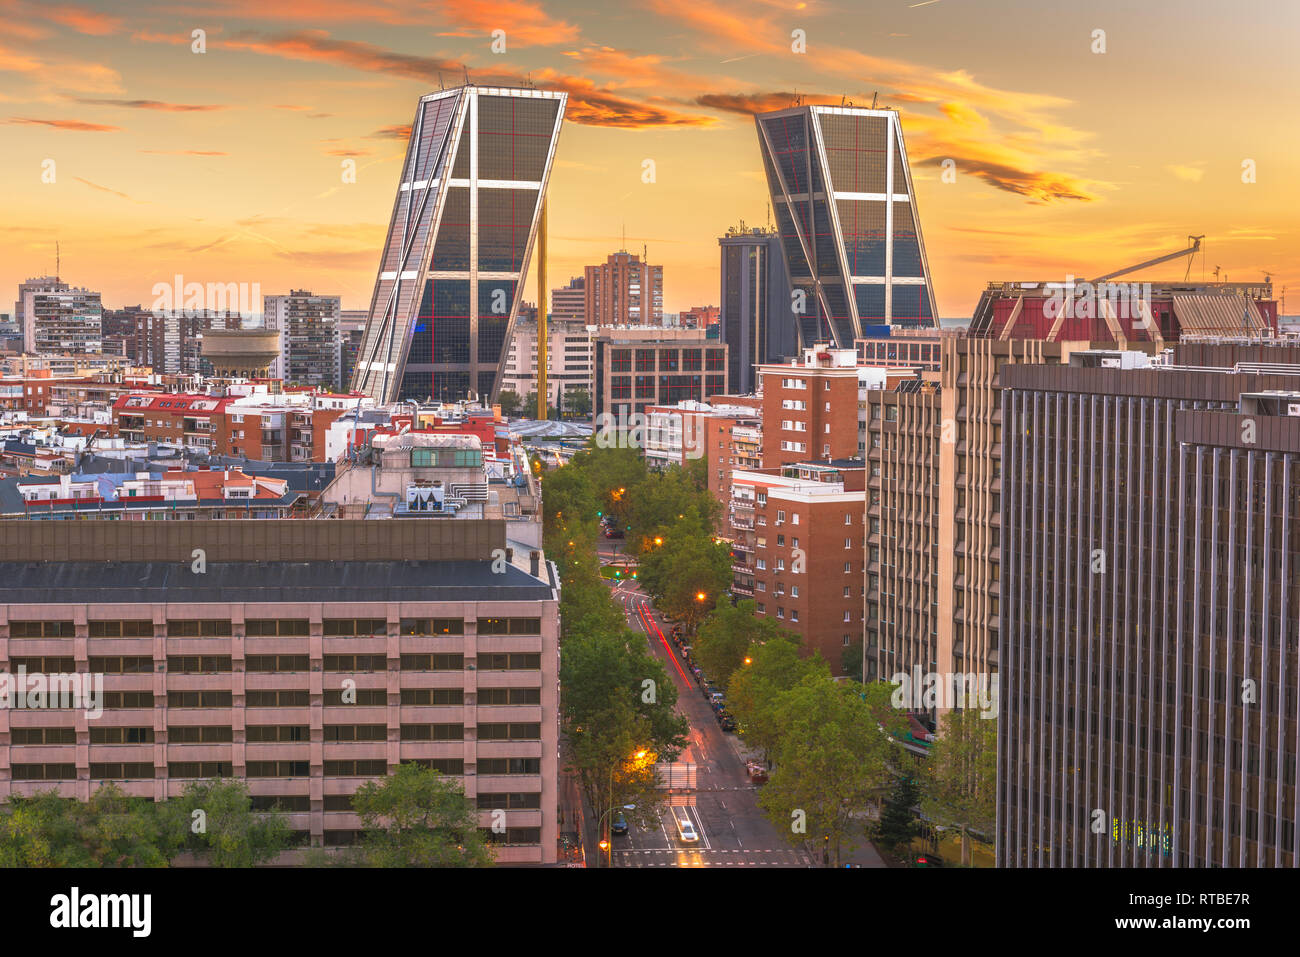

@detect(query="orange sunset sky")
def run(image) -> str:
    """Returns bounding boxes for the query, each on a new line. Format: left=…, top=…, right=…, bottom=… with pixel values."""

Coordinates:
left=1, top=0, right=1297, bottom=320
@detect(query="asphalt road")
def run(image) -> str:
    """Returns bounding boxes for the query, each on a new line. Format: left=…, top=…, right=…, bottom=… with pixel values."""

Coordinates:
left=607, top=576, right=815, bottom=868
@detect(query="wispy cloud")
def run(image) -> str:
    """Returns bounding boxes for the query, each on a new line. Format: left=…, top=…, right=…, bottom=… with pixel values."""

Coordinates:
left=74, top=176, right=144, bottom=202
left=73, top=97, right=229, bottom=112
left=1166, top=164, right=1205, bottom=182
left=7, top=116, right=121, bottom=131
left=139, top=149, right=229, bottom=156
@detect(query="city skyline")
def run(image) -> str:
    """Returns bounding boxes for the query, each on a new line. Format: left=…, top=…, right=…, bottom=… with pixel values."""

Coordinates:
left=1, top=0, right=1296, bottom=320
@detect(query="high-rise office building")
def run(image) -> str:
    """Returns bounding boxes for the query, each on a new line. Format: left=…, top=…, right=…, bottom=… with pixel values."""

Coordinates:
left=755, top=105, right=939, bottom=348
left=585, top=251, right=663, bottom=327
left=265, top=291, right=340, bottom=390
left=352, top=85, right=567, bottom=404
left=338, top=310, right=368, bottom=394
left=999, top=348, right=1300, bottom=867
left=719, top=225, right=796, bottom=393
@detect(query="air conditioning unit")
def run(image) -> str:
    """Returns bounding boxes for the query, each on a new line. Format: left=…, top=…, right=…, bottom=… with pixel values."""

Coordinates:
left=1287, top=403, right=1300, bottom=417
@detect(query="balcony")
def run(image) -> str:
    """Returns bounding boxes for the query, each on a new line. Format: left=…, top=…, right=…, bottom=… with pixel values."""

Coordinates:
left=730, top=516, right=754, bottom=530
left=731, top=582, right=753, bottom=596
left=730, top=563, right=752, bottom=575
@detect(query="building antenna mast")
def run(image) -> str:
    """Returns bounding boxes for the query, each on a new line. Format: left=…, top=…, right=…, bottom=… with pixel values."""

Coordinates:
left=56, top=241, right=60, bottom=281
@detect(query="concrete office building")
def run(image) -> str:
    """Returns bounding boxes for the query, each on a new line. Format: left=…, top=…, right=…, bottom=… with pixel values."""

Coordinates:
left=592, top=329, right=727, bottom=421
left=549, top=277, right=585, bottom=323
left=0, top=497, right=559, bottom=863
left=352, top=86, right=566, bottom=405
left=502, top=318, right=593, bottom=410
left=999, top=350, right=1300, bottom=867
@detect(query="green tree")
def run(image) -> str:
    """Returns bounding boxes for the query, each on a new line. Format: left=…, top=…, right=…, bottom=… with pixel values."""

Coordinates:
left=0, top=787, right=171, bottom=868
left=920, top=706, right=997, bottom=866
left=726, top=634, right=818, bottom=760
left=163, top=778, right=291, bottom=867
left=874, top=767, right=921, bottom=858
left=841, top=639, right=865, bottom=683
left=565, top=387, right=591, bottom=418
left=349, top=763, right=493, bottom=867
left=560, top=628, right=689, bottom=859
left=496, top=389, right=522, bottom=417
left=757, top=676, right=902, bottom=866
left=693, top=598, right=793, bottom=689
left=636, top=522, right=730, bottom=634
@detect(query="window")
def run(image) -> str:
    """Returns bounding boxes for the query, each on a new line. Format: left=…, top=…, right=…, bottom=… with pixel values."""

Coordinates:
left=776, top=510, right=785, bottom=524
left=843, top=611, right=851, bottom=622
left=844, top=562, right=852, bottom=573
left=845, top=538, right=853, bottom=549
left=791, top=585, right=799, bottom=598
left=323, top=618, right=387, bottom=636
left=756, top=603, right=765, bottom=614
left=476, top=617, right=541, bottom=636
left=845, top=513, right=853, bottom=525
left=792, top=513, right=799, bottom=525
left=170, top=726, right=235, bottom=743
left=776, top=608, right=784, bottom=620
left=790, top=610, right=799, bottom=622
left=244, top=619, right=309, bottom=637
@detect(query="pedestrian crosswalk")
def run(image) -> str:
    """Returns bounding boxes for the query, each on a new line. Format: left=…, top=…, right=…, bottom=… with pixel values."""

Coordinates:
left=614, top=847, right=813, bottom=867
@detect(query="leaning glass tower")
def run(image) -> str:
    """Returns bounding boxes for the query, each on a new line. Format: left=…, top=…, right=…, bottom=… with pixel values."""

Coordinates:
left=353, top=85, right=566, bottom=403
left=755, top=104, right=939, bottom=348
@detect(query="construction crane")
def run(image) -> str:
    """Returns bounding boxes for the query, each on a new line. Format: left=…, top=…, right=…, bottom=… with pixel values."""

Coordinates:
left=1086, top=234, right=1204, bottom=285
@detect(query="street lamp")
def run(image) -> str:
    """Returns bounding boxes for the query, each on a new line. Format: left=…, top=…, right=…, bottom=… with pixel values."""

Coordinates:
left=696, top=591, right=706, bottom=602
left=597, top=801, right=637, bottom=869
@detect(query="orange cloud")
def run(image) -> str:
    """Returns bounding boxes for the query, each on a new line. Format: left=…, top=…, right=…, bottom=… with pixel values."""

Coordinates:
left=0, top=1, right=122, bottom=37
left=7, top=116, right=121, bottom=131
left=695, top=91, right=842, bottom=114
left=73, top=97, right=229, bottom=112
left=139, top=149, right=229, bottom=156
left=430, top=0, right=581, bottom=46
left=216, top=30, right=713, bottom=129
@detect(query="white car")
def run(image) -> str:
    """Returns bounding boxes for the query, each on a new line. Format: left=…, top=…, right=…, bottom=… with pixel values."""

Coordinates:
left=676, top=816, right=699, bottom=843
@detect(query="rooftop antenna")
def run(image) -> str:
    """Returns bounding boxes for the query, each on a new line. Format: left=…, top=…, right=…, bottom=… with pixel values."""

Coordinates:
left=621, top=222, right=626, bottom=253
left=871, top=91, right=879, bottom=109
left=438, top=71, right=444, bottom=90
left=791, top=89, right=801, bottom=107
left=463, top=65, right=470, bottom=86
left=56, top=241, right=60, bottom=282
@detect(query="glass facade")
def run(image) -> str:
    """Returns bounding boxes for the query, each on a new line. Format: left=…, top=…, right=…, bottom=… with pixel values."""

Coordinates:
left=353, top=87, right=566, bottom=403
left=755, top=105, right=938, bottom=348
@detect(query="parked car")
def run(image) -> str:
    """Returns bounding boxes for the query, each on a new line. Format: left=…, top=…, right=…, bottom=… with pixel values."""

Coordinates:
left=746, top=762, right=768, bottom=784
left=604, top=528, right=624, bottom=539
left=719, top=715, right=737, bottom=733
left=912, top=853, right=944, bottom=868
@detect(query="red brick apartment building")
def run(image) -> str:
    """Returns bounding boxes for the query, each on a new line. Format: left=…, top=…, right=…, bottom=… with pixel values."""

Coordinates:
left=758, top=348, right=861, bottom=469
left=729, top=461, right=866, bottom=673
left=111, top=392, right=354, bottom=462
